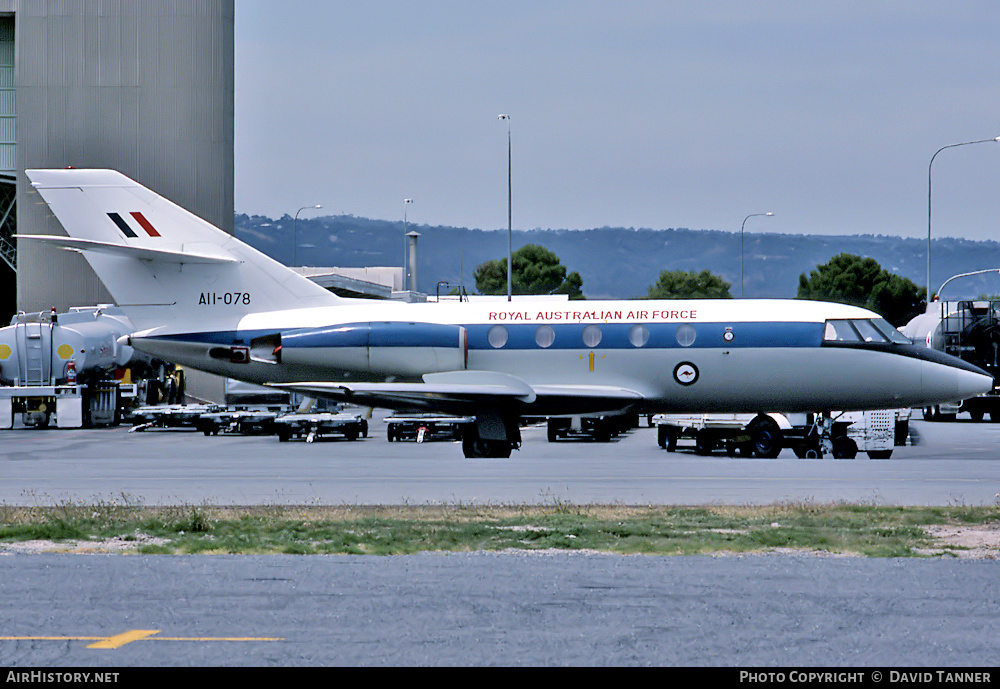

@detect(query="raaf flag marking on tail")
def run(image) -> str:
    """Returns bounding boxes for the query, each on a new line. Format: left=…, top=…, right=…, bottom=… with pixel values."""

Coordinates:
left=106, top=211, right=161, bottom=239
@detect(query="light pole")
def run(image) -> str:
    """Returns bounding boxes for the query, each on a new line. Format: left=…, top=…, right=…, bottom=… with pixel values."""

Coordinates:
left=498, top=114, right=512, bottom=301
left=740, top=212, right=773, bottom=298
left=293, top=204, right=323, bottom=267
left=927, top=137, right=1000, bottom=301
left=937, top=268, right=1000, bottom=302
left=403, top=198, right=413, bottom=291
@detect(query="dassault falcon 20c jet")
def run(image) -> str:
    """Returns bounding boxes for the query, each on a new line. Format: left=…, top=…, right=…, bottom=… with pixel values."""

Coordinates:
left=21, top=169, right=992, bottom=457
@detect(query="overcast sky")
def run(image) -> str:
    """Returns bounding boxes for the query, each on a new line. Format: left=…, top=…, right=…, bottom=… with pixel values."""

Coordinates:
left=234, top=1, right=1000, bottom=241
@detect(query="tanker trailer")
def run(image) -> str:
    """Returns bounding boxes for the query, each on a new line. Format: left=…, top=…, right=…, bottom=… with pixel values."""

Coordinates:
left=0, top=306, right=136, bottom=427
left=901, top=300, right=1000, bottom=421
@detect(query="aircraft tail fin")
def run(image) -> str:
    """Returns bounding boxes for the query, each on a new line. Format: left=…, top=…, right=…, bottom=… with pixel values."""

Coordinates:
left=24, top=169, right=341, bottom=333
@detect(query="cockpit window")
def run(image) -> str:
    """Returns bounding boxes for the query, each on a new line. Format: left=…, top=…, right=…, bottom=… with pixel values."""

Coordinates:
left=852, top=319, right=888, bottom=343
left=824, top=320, right=861, bottom=342
left=824, top=318, right=910, bottom=345
left=870, top=318, right=912, bottom=344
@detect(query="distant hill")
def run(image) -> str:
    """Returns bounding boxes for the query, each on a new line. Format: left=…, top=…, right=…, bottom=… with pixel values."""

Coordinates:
left=235, top=213, right=1000, bottom=301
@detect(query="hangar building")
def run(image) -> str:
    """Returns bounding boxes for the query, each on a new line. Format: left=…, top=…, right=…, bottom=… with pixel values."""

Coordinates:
left=0, top=0, right=234, bottom=321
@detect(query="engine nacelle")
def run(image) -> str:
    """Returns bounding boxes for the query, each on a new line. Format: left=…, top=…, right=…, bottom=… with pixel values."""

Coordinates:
left=252, top=321, right=468, bottom=379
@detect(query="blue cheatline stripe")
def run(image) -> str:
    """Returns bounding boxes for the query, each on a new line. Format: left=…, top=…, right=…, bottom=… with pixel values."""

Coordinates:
left=149, top=321, right=825, bottom=351
left=151, top=322, right=463, bottom=349
left=467, top=321, right=825, bottom=350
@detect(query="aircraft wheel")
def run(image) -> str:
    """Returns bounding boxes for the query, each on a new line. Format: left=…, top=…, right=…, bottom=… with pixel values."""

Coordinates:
left=894, top=421, right=909, bottom=445
left=547, top=419, right=561, bottom=443
left=666, top=431, right=678, bottom=453
left=694, top=430, right=714, bottom=455
left=749, top=416, right=782, bottom=459
left=656, top=424, right=668, bottom=449
left=492, top=441, right=513, bottom=458
left=832, top=436, right=858, bottom=459
left=462, top=436, right=511, bottom=459
left=867, top=449, right=893, bottom=460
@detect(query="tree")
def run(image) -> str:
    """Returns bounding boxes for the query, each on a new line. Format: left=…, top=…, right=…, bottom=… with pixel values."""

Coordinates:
left=796, top=253, right=926, bottom=326
left=644, top=269, right=733, bottom=299
left=474, top=244, right=585, bottom=299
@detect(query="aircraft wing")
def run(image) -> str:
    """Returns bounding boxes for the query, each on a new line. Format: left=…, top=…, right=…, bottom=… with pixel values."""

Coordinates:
left=270, top=370, right=645, bottom=415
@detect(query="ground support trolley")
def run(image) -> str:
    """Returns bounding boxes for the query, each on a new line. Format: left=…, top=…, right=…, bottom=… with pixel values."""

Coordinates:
left=196, top=406, right=291, bottom=436
left=653, top=410, right=896, bottom=459
left=127, top=403, right=224, bottom=432
left=385, top=413, right=473, bottom=442
left=274, top=412, right=368, bottom=443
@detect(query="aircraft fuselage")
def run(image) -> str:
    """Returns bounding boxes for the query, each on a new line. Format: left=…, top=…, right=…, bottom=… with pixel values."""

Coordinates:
left=131, top=297, right=990, bottom=415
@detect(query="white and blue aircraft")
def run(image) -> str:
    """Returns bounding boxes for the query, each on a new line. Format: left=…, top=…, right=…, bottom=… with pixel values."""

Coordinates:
left=21, top=169, right=992, bottom=457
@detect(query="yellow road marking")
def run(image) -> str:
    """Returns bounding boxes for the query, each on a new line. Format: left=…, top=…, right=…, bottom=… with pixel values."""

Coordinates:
left=87, top=629, right=160, bottom=649
left=0, top=629, right=283, bottom=649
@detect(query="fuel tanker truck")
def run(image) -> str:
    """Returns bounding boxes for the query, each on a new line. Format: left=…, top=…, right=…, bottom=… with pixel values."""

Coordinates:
left=0, top=306, right=138, bottom=427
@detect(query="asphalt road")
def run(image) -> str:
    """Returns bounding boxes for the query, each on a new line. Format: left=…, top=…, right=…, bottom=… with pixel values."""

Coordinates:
left=1, top=412, right=1000, bottom=506
left=2, top=552, right=999, bottom=667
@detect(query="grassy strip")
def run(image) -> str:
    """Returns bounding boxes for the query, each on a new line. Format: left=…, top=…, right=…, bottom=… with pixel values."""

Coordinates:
left=1, top=500, right=998, bottom=556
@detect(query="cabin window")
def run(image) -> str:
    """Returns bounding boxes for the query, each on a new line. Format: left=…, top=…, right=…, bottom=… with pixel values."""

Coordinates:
left=676, top=324, right=696, bottom=347
left=535, top=325, right=555, bottom=348
left=629, top=324, right=650, bottom=348
left=582, top=325, right=602, bottom=348
left=488, top=325, right=509, bottom=349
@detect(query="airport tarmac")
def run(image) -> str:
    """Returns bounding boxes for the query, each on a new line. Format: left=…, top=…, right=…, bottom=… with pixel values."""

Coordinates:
left=3, top=410, right=1000, bottom=667
left=1, top=410, right=1000, bottom=507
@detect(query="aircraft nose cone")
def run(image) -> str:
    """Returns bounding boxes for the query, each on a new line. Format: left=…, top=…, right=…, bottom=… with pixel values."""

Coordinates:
left=920, top=353, right=994, bottom=407
left=905, top=343, right=991, bottom=407
left=957, top=368, right=995, bottom=400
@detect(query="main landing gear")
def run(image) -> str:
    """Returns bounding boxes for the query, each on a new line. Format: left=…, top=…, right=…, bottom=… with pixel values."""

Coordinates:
left=461, top=410, right=521, bottom=459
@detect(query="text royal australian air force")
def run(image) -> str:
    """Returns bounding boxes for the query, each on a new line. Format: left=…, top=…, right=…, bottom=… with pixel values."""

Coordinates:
left=474, top=298, right=859, bottom=326
left=487, top=308, right=696, bottom=323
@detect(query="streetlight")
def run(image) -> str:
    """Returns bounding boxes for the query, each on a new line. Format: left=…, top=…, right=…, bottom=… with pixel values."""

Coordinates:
left=937, top=268, right=1000, bottom=302
left=293, top=204, right=323, bottom=267
left=927, top=137, right=1000, bottom=301
left=740, top=212, right=773, bottom=298
left=498, top=114, right=512, bottom=301
left=403, top=198, right=413, bottom=291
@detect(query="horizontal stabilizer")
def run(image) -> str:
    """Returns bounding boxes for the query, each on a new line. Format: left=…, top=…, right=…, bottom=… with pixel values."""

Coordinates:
left=15, top=235, right=237, bottom=264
